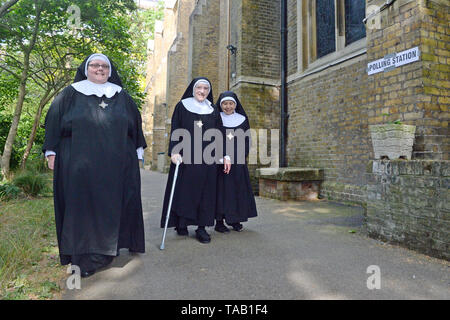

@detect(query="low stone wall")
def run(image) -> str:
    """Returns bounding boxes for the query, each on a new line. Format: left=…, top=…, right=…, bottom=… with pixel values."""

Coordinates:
left=256, top=168, right=324, bottom=201
left=366, top=160, right=449, bottom=260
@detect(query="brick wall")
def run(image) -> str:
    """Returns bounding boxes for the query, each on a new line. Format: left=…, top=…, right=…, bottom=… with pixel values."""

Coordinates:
left=229, top=0, right=281, bottom=192
left=228, top=0, right=281, bottom=125
left=218, top=0, right=229, bottom=94
left=232, top=82, right=280, bottom=191
left=366, top=0, right=449, bottom=160
left=164, top=0, right=197, bottom=170
left=285, top=0, right=449, bottom=204
left=142, top=4, right=178, bottom=169
left=152, top=6, right=177, bottom=168
left=167, top=0, right=197, bottom=116
left=287, top=0, right=297, bottom=76
left=366, top=159, right=449, bottom=260
left=419, top=0, right=449, bottom=160
left=188, top=0, right=220, bottom=97
left=142, top=46, right=154, bottom=167
left=287, top=58, right=371, bottom=204
left=239, top=0, right=281, bottom=79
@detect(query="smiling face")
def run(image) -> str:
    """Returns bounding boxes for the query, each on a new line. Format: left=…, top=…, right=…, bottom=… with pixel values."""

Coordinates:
left=193, top=82, right=210, bottom=102
left=221, top=100, right=236, bottom=115
left=86, top=59, right=110, bottom=84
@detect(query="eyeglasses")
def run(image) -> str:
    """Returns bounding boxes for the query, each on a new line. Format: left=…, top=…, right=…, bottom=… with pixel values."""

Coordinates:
left=88, top=63, right=110, bottom=69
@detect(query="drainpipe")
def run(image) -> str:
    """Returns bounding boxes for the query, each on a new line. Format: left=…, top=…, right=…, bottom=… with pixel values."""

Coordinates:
left=280, top=0, right=288, bottom=168
left=227, top=0, right=231, bottom=90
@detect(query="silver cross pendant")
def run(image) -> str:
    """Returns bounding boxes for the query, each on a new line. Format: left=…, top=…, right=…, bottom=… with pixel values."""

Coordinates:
left=99, top=100, right=108, bottom=109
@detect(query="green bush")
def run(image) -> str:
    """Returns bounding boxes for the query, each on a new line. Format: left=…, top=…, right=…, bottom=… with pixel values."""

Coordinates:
left=12, top=171, right=48, bottom=197
left=0, top=182, right=21, bottom=200
left=24, top=156, right=48, bottom=174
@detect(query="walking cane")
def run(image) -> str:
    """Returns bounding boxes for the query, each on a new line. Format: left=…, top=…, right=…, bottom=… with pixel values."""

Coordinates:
left=160, top=160, right=181, bottom=250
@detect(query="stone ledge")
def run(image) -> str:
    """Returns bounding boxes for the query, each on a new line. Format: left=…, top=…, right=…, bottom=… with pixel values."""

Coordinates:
left=256, top=167, right=324, bottom=201
left=255, top=167, right=324, bottom=181
left=367, top=160, right=450, bottom=177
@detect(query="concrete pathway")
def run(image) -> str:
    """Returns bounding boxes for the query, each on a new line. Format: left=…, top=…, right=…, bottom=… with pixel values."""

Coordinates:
left=62, top=170, right=449, bottom=300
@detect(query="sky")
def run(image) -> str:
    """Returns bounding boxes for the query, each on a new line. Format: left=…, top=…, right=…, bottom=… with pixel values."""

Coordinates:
left=134, top=0, right=159, bottom=9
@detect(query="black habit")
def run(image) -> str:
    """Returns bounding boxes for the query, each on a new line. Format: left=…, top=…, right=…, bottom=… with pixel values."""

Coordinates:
left=216, top=91, right=257, bottom=224
left=160, top=77, right=221, bottom=229
left=43, top=56, right=146, bottom=272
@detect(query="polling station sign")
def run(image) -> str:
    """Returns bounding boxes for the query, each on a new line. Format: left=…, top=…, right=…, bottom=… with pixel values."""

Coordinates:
left=367, top=46, right=420, bottom=75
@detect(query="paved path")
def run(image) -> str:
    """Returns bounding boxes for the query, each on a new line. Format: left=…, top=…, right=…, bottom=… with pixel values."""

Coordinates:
left=62, top=170, right=449, bottom=300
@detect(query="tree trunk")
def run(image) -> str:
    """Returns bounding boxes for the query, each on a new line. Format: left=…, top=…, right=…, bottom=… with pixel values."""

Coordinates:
left=20, top=88, right=53, bottom=169
left=0, top=0, right=19, bottom=18
left=1, top=65, right=28, bottom=178
left=0, top=1, right=41, bottom=178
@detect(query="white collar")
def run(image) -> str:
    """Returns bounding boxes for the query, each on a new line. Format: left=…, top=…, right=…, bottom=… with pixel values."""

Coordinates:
left=71, top=80, right=122, bottom=98
left=181, top=97, right=214, bottom=115
left=220, top=112, right=246, bottom=127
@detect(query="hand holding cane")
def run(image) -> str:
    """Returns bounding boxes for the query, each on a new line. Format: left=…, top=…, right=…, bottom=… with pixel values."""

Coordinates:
left=160, top=159, right=181, bottom=250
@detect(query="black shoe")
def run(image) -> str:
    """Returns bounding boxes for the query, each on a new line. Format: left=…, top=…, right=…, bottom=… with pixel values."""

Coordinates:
left=176, top=227, right=188, bottom=236
left=81, top=270, right=96, bottom=278
left=195, top=229, right=211, bottom=243
left=214, top=222, right=230, bottom=233
left=231, top=223, right=243, bottom=232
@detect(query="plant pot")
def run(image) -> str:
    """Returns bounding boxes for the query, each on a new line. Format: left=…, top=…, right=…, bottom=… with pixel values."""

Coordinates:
left=369, top=124, right=416, bottom=160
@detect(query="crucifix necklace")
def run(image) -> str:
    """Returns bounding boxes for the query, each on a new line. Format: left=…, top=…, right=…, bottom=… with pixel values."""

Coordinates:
left=196, top=120, right=203, bottom=128
left=99, top=99, right=108, bottom=109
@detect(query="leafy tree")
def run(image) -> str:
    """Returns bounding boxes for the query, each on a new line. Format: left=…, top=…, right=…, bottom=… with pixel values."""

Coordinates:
left=0, top=0, right=138, bottom=177
left=0, top=0, right=19, bottom=18
left=0, top=0, right=42, bottom=178
left=0, top=0, right=164, bottom=176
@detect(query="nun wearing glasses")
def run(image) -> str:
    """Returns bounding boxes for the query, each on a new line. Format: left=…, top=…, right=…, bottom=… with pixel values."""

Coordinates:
left=160, top=77, right=231, bottom=244
left=42, top=53, right=147, bottom=277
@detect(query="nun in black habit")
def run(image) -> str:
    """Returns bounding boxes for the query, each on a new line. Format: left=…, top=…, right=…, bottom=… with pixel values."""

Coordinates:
left=43, top=53, right=147, bottom=277
left=215, top=91, right=257, bottom=233
left=160, top=77, right=231, bottom=244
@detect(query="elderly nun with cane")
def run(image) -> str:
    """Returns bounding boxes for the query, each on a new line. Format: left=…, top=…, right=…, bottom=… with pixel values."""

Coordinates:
left=43, top=53, right=147, bottom=277
left=160, top=77, right=231, bottom=246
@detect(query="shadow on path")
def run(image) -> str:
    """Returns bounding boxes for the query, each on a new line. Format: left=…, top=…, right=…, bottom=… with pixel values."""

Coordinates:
left=61, top=170, right=449, bottom=300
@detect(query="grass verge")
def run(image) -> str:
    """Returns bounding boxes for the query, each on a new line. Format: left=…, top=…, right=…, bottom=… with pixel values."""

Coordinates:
left=0, top=192, right=66, bottom=300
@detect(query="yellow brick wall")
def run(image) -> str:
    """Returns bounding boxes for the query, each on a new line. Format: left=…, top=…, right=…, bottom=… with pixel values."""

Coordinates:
left=286, top=0, right=449, bottom=203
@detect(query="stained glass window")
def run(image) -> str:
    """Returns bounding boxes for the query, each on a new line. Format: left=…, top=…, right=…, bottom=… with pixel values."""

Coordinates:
left=345, top=0, right=366, bottom=45
left=316, top=0, right=336, bottom=58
